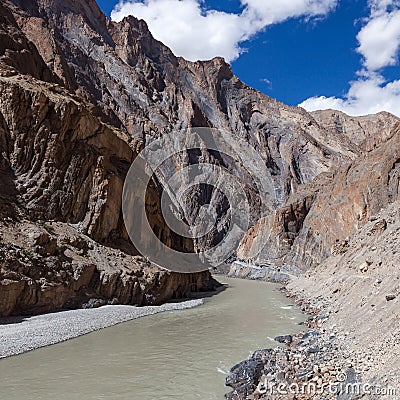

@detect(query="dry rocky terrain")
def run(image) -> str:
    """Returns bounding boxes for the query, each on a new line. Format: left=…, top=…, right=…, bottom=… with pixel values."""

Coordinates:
left=226, top=202, right=400, bottom=399
left=1, top=0, right=384, bottom=316
left=0, top=0, right=399, bottom=399
left=226, top=119, right=400, bottom=399
left=0, top=215, right=216, bottom=317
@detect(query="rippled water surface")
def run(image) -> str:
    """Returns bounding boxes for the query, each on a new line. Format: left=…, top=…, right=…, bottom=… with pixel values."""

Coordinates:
left=0, top=277, right=304, bottom=400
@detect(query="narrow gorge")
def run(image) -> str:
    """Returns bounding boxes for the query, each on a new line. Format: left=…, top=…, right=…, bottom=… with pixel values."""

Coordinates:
left=0, top=0, right=399, bottom=399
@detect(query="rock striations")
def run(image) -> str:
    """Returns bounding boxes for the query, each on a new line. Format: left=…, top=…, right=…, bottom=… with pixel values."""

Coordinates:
left=0, top=0, right=225, bottom=316
left=0, top=0, right=384, bottom=316
left=0, top=0, right=399, bottom=392
left=237, top=120, right=400, bottom=270
left=2, top=0, right=366, bottom=255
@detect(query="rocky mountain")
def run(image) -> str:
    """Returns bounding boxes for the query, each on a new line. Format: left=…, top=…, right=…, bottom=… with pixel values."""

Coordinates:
left=237, top=118, right=400, bottom=270
left=0, top=0, right=399, bottom=318
left=2, top=0, right=362, bottom=244
left=1, top=0, right=400, bottom=396
left=311, top=109, right=399, bottom=151
left=0, top=0, right=222, bottom=316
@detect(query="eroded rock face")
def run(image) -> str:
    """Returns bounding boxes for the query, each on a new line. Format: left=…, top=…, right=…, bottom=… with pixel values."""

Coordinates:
left=0, top=72, right=132, bottom=244
left=0, top=221, right=217, bottom=317
left=295, top=124, right=400, bottom=266
left=0, top=0, right=223, bottom=315
left=1, top=0, right=363, bottom=258
left=237, top=187, right=320, bottom=266
left=0, top=0, right=399, bottom=316
left=238, top=122, right=400, bottom=269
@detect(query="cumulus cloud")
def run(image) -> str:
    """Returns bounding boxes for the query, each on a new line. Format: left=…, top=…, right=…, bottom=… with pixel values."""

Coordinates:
left=357, top=8, right=400, bottom=70
left=111, top=0, right=337, bottom=62
left=112, top=0, right=246, bottom=61
left=243, top=0, right=337, bottom=26
left=299, top=74, right=400, bottom=116
left=300, top=0, right=400, bottom=116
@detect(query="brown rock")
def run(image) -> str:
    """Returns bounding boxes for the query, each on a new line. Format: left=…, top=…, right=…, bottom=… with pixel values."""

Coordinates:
left=0, top=0, right=399, bottom=321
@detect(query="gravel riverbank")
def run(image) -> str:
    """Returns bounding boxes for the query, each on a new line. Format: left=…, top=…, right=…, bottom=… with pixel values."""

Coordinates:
left=224, top=204, right=400, bottom=400
left=225, top=298, right=359, bottom=400
left=225, top=284, right=399, bottom=400
left=0, top=299, right=203, bottom=359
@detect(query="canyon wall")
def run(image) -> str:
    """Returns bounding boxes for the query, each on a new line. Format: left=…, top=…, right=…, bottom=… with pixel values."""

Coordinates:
left=0, top=0, right=399, bottom=315
left=237, top=117, right=400, bottom=270
left=3, top=0, right=363, bottom=256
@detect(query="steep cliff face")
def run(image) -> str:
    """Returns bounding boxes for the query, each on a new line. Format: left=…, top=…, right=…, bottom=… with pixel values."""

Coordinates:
left=294, top=123, right=400, bottom=266
left=237, top=120, right=400, bottom=269
left=0, top=0, right=224, bottom=316
left=3, top=0, right=360, bottom=246
left=1, top=0, right=399, bottom=317
left=0, top=67, right=218, bottom=316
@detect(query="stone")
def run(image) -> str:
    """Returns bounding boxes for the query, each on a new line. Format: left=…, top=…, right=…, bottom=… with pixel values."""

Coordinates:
left=359, top=262, right=370, bottom=273
left=274, top=335, right=293, bottom=344
left=370, top=219, right=388, bottom=235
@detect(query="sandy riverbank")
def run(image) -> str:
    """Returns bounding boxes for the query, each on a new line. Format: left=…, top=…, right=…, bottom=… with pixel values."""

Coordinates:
left=0, top=299, right=203, bottom=359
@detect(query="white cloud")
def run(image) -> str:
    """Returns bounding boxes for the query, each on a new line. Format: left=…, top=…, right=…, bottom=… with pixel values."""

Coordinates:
left=300, top=0, right=400, bottom=117
left=111, top=0, right=337, bottom=62
left=299, top=74, right=400, bottom=116
left=112, top=0, right=246, bottom=61
left=243, top=0, right=337, bottom=27
left=356, top=9, right=400, bottom=70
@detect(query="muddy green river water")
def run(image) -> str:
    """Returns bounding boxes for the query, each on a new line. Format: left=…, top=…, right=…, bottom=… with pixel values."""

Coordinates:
left=0, top=277, right=304, bottom=400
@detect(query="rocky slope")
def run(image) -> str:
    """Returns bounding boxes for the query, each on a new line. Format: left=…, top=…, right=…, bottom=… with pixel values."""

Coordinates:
left=236, top=117, right=400, bottom=271
left=2, top=0, right=365, bottom=257
left=0, top=0, right=399, bottom=396
left=227, top=200, right=400, bottom=399
left=0, top=0, right=226, bottom=316
left=288, top=200, right=400, bottom=394
left=0, top=217, right=214, bottom=317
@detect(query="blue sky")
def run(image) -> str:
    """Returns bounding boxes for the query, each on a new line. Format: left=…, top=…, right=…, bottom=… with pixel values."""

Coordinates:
left=97, top=0, right=400, bottom=116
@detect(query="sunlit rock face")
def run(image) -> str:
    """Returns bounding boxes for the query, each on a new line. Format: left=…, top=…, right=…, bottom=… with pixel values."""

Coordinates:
left=237, top=122, right=400, bottom=269
left=0, top=0, right=399, bottom=316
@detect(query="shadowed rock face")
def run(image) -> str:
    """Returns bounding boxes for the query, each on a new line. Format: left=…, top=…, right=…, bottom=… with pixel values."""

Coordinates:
left=1, top=0, right=366, bottom=258
left=0, top=0, right=223, bottom=316
left=0, top=0, right=399, bottom=317
left=0, top=72, right=132, bottom=243
left=0, top=222, right=216, bottom=317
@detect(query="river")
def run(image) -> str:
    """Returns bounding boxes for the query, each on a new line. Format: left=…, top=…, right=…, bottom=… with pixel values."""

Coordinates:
left=0, top=277, right=304, bottom=400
